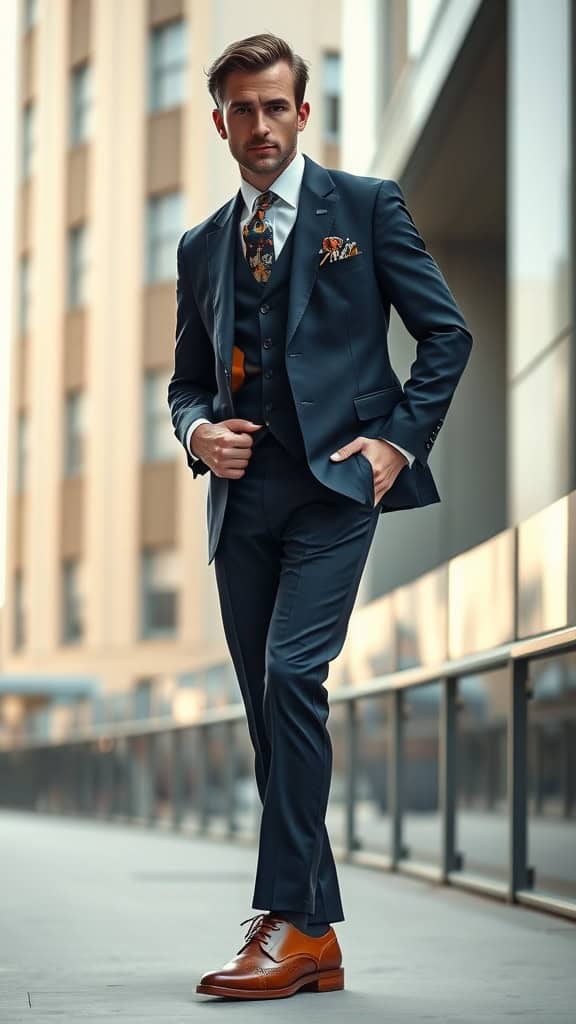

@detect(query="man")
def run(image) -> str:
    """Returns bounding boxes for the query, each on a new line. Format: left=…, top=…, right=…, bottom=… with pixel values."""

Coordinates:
left=168, top=33, right=473, bottom=1000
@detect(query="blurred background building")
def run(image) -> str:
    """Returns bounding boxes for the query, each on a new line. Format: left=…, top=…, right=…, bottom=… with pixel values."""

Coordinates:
left=0, top=0, right=342, bottom=737
left=0, top=0, right=574, bottom=916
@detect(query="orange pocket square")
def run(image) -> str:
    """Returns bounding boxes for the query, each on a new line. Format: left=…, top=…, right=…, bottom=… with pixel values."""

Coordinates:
left=319, top=235, right=363, bottom=266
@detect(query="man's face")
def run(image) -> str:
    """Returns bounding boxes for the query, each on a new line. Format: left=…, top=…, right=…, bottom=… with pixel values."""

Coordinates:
left=212, top=60, right=310, bottom=186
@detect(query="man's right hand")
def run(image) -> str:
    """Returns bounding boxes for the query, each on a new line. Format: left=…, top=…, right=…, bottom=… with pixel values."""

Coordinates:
left=190, top=419, right=263, bottom=478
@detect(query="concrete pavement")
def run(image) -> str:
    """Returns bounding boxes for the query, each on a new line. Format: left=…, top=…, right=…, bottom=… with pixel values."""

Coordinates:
left=1, top=809, right=575, bottom=1022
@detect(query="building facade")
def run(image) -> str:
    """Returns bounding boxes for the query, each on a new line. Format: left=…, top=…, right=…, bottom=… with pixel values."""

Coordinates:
left=1, top=0, right=342, bottom=739
left=342, top=0, right=574, bottom=596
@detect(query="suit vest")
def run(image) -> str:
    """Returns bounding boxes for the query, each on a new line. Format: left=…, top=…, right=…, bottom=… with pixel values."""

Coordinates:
left=232, top=211, right=307, bottom=461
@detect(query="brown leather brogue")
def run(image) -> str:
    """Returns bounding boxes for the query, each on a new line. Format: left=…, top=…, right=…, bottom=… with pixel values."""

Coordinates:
left=196, top=912, right=344, bottom=999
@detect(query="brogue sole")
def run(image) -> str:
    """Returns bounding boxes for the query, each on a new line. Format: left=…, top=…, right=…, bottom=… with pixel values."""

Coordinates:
left=196, top=965, right=344, bottom=999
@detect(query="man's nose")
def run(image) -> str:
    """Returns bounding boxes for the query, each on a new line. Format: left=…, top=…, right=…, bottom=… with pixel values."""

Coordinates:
left=251, top=110, right=270, bottom=137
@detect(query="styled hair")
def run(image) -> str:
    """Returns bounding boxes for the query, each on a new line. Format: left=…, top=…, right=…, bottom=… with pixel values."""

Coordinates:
left=206, top=32, right=310, bottom=110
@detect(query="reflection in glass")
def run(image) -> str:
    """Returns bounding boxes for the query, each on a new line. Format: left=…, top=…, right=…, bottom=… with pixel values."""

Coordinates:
left=517, top=496, right=569, bottom=637
left=402, top=682, right=441, bottom=865
left=527, top=652, right=576, bottom=900
left=331, top=593, right=395, bottom=688
left=510, top=336, right=572, bottom=522
left=455, top=671, right=509, bottom=882
left=449, top=532, right=515, bottom=658
left=355, top=695, right=391, bottom=854
left=394, top=568, right=448, bottom=670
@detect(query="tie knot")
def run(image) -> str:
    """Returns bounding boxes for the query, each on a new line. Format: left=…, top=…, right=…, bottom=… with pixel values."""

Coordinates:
left=255, top=190, right=278, bottom=212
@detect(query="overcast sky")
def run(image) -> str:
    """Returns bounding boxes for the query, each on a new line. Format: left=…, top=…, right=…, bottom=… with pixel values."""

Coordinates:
left=0, top=2, right=18, bottom=609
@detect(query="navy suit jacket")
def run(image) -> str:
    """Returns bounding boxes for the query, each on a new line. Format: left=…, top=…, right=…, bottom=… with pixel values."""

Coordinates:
left=168, top=153, right=473, bottom=564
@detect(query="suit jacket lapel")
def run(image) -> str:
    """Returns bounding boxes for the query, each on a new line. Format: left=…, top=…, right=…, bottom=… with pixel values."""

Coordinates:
left=206, top=190, right=243, bottom=371
left=285, top=156, right=336, bottom=350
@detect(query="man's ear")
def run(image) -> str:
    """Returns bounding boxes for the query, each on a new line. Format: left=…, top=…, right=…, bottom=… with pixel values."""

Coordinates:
left=212, top=108, right=227, bottom=139
left=297, top=101, right=310, bottom=132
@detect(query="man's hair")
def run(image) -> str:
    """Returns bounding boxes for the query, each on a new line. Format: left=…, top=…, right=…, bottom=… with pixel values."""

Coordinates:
left=206, top=32, right=310, bottom=111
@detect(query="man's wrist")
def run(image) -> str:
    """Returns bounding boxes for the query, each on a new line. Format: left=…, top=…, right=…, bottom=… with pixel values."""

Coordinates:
left=186, top=418, right=212, bottom=459
left=377, top=436, right=414, bottom=468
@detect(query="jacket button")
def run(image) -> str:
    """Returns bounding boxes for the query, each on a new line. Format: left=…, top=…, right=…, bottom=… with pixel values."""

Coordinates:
left=259, top=303, right=270, bottom=315
left=264, top=370, right=273, bottom=379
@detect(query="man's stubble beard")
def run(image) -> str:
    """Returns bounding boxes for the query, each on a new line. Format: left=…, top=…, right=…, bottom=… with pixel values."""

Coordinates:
left=236, top=134, right=299, bottom=184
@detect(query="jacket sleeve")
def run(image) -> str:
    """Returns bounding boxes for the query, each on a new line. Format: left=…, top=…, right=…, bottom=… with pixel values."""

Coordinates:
left=372, top=180, right=473, bottom=466
left=167, top=231, right=215, bottom=477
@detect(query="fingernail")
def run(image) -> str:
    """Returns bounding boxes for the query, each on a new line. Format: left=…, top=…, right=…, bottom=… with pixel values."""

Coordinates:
left=330, top=452, right=341, bottom=460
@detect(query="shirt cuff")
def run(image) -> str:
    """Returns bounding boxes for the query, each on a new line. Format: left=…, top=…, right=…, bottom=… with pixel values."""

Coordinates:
left=186, top=418, right=212, bottom=460
left=378, top=437, right=415, bottom=468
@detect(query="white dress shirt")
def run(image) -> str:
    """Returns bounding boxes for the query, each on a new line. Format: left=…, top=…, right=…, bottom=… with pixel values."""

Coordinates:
left=184, top=150, right=414, bottom=469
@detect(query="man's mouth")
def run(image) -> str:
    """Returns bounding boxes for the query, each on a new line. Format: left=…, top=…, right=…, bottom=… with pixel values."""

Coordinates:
left=250, top=144, right=276, bottom=151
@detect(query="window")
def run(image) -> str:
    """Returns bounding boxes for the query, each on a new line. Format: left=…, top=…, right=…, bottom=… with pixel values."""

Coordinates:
left=149, top=19, right=187, bottom=112
left=20, top=254, right=31, bottom=335
left=64, top=390, right=86, bottom=477
left=143, top=368, right=174, bottom=461
left=14, top=570, right=26, bottom=649
left=70, top=62, right=92, bottom=145
left=22, top=102, right=34, bottom=179
left=322, top=52, right=341, bottom=143
left=141, top=548, right=178, bottom=638
left=146, top=191, right=183, bottom=284
left=68, top=224, right=88, bottom=308
left=16, top=411, right=28, bottom=493
left=24, top=0, right=37, bottom=30
left=62, top=559, right=84, bottom=643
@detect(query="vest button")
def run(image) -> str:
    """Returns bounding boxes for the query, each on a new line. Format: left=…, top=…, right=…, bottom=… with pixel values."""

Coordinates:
left=259, top=303, right=270, bottom=314
left=264, top=402, right=273, bottom=413
left=263, top=339, right=272, bottom=348
left=264, top=370, right=273, bottom=379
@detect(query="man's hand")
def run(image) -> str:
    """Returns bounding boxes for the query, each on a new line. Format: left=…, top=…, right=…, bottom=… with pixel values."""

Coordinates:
left=330, top=437, right=408, bottom=506
left=191, top=418, right=263, bottom=478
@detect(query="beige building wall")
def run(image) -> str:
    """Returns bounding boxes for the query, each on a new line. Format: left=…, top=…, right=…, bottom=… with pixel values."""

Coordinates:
left=2, top=0, right=341, bottom=719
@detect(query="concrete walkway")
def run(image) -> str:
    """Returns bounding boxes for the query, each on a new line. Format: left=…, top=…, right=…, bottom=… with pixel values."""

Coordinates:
left=1, top=809, right=575, bottom=1023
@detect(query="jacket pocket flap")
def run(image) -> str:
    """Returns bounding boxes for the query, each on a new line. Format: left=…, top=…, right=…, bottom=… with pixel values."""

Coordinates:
left=353, top=385, right=403, bottom=421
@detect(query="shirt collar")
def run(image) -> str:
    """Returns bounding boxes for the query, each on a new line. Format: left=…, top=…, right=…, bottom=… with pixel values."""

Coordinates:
left=239, top=150, right=305, bottom=215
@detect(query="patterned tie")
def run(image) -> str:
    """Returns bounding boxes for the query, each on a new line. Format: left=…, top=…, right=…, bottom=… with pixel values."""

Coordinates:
left=242, top=190, right=280, bottom=284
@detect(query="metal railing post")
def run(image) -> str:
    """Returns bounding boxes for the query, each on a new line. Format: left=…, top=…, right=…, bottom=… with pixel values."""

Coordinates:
left=508, top=657, right=531, bottom=900
left=225, top=720, right=236, bottom=838
left=440, top=676, right=459, bottom=879
left=146, top=733, right=158, bottom=828
left=389, top=688, right=404, bottom=866
left=198, top=725, right=209, bottom=832
left=172, top=729, right=184, bottom=831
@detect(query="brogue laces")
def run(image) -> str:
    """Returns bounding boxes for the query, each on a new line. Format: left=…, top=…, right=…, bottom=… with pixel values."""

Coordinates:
left=237, top=913, right=282, bottom=953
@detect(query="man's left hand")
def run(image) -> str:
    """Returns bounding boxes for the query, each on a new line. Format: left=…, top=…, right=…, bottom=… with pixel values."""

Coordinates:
left=330, top=437, right=408, bottom=506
